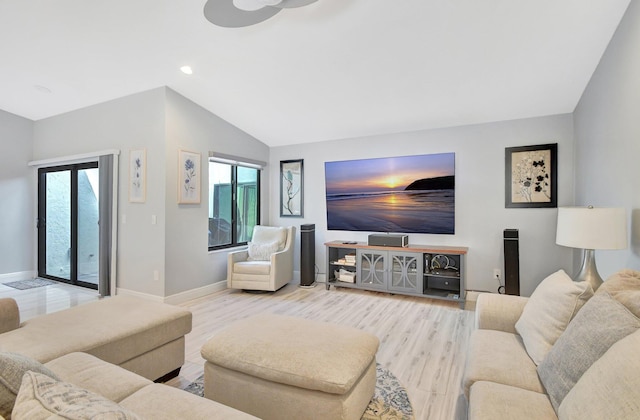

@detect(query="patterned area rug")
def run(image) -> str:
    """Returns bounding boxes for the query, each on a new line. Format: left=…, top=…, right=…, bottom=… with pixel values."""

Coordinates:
left=183, top=363, right=414, bottom=420
left=2, top=278, right=57, bottom=290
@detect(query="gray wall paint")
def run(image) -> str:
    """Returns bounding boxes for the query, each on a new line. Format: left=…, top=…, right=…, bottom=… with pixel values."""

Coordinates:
left=31, top=87, right=267, bottom=298
left=33, top=88, right=168, bottom=296
left=574, top=0, right=640, bottom=277
left=164, top=88, right=269, bottom=296
left=271, top=114, right=575, bottom=297
left=0, top=110, right=34, bottom=277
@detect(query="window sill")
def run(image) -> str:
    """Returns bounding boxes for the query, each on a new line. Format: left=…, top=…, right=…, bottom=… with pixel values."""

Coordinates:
left=208, top=245, right=247, bottom=255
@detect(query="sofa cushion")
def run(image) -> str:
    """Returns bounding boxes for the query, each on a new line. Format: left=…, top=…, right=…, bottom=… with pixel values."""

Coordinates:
left=0, top=352, right=60, bottom=419
left=538, top=291, right=640, bottom=412
left=247, top=240, right=279, bottom=261
left=0, top=298, right=20, bottom=334
left=11, top=371, right=140, bottom=420
left=468, top=381, right=557, bottom=420
left=515, top=270, right=593, bottom=365
left=463, top=329, right=544, bottom=398
left=45, top=352, right=151, bottom=403
left=120, top=383, right=259, bottom=419
left=558, top=329, right=640, bottom=419
left=233, top=261, right=271, bottom=275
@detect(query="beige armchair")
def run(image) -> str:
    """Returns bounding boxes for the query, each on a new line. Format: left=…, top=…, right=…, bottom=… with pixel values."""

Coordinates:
left=227, top=226, right=296, bottom=292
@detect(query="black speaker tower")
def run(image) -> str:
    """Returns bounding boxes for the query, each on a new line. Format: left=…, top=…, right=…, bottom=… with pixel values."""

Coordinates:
left=503, top=229, right=520, bottom=296
left=300, top=224, right=316, bottom=288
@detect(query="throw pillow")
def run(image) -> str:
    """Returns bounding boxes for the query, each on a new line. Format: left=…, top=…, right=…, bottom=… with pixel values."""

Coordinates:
left=0, top=352, right=60, bottom=419
left=597, top=269, right=640, bottom=317
left=558, top=329, right=640, bottom=419
left=515, top=269, right=593, bottom=365
left=11, top=371, right=140, bottom=420
left=247, top=240, right=280, bottom=261
left=251, top=226, right=287, bottom=251
left=537, top=292, right=640, bottom=412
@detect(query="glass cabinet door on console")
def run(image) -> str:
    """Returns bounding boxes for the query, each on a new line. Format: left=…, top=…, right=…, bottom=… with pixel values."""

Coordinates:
left=325, top=241, right=468, bottom=309
left=388, top=252, right=422, bottom=294
left=357, top=249, right=387, bottom=290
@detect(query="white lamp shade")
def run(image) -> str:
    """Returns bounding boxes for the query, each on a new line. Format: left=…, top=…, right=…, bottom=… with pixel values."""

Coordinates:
left=556, top=206, right=627, bottom=250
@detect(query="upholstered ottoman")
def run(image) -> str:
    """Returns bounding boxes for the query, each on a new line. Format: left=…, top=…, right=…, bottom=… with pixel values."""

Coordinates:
left=201, top=313, right=380, bottom=420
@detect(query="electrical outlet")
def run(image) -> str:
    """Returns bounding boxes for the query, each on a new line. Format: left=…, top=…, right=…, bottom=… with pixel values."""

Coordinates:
left=493, top=269, right=502, bottom=281
left=153, top=270, right=159, bottom=281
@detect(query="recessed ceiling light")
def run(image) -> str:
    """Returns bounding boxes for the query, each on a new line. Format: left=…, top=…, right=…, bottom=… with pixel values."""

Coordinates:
left=180, top=66, right=193, bottom=75
left=34, top=85, right=52, bottom=94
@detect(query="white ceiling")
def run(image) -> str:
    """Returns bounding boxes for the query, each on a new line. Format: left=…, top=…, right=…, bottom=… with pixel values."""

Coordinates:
left=0, top=0, right=631, bottom=147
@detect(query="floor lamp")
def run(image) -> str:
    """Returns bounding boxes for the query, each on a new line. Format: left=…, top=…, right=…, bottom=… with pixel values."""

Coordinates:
left=556, top=206, right=627, bottom=291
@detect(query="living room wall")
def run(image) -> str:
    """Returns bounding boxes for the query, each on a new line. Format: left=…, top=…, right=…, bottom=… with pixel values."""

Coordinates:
left=163, top=88, right=270, bottom=297
left=30, top=87, right=268, bottom=300
left=32, top=88, right=168, bottom=296
left=270, top=114, right=576, bottom=297
left=574, top=0, right=640, bottom=277
left=0, top=110, right=34, bottom=281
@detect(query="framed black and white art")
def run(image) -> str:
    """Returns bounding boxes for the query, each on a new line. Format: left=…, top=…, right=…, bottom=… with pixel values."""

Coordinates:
left=505, top=143, right=557, bottom=208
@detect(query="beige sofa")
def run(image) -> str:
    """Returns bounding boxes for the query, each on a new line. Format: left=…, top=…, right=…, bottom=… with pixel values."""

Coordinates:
left=0, top=295, right=191, bottom=381
left=2, top=352, right=257, bottom=419
left=0, top=296, right=258, bottom=419
left=461, top=269, right=640, bottom=419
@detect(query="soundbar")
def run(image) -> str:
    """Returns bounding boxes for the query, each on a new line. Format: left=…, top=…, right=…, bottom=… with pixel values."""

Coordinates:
left=367, top=234, right=408, bottom=247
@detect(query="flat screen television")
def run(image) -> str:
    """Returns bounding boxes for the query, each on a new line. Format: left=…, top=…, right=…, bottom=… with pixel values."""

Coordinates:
left=324, top=153, right=455, bottom=234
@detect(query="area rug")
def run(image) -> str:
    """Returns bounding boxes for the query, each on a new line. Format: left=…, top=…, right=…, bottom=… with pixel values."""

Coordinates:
left=183, top=363, right=414, bottom=420
left=2, top=278, right=57, bottom=290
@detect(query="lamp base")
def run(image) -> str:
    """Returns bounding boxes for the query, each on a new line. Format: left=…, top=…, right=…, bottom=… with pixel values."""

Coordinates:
left=575, top=249, right=603, bottom=291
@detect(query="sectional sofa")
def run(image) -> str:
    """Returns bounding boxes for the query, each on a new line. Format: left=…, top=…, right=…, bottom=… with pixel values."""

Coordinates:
left=0, top=295, right=257, bottom=419
left=0, top=295, right=191, bottom=381
left=461, top=269, right=640, bottom=419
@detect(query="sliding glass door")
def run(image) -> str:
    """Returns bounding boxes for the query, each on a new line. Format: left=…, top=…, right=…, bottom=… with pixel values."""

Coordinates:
left=38, top=163, right=99, bottom=289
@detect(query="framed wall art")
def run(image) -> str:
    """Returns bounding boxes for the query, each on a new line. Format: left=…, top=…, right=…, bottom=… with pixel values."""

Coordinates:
left=129, top=148, right=146, bottom=203
left=505, top=143, right=557, bottom=208
left=280, top=159, right=303, bottom=217
left=178, top=149, right=201, bottom=204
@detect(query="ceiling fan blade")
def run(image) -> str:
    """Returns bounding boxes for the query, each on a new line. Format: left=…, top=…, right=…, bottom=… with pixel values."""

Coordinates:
left=233, top=0, right=282, bottom=12
left=203, top=0, right=281, bottom=28
left=273, top=0, right=318, bottom=9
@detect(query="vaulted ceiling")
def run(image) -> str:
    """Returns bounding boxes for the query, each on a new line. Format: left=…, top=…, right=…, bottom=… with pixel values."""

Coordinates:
left=0, top=0, right=631, bottom=146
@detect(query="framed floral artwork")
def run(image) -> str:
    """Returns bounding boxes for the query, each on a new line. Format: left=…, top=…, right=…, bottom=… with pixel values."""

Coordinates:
left=280, top=159, right=303, bottom=217
left=505, top=143, right=557, bottom=208
left=178, top=149, right=201, bottom=204
left=129, top=148, right=146, bottom=203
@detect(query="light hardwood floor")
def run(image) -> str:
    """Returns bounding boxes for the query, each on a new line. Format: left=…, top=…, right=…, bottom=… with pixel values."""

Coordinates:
left=0, top=281, right=474, bottom=420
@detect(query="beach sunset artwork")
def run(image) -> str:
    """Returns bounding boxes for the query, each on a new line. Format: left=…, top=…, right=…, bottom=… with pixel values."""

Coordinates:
left=324, top=153, right=455, bottom=234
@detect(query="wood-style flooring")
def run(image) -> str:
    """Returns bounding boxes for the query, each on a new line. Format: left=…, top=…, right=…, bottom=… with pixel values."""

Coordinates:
left=0, top=281, right=474, bottom=420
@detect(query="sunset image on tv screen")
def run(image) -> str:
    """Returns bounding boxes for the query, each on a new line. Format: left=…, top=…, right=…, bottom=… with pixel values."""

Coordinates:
left=324, top=153, right=455, bottom=234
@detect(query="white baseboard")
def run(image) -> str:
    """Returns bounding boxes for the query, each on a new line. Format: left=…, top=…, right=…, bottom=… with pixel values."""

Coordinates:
left=163, top=281, right=227, bottom=305
left=116, top=281, right=228, bottom=305
left=0, top=271, right=37, bottom=283
left=114, top=288, right=165, bottom=303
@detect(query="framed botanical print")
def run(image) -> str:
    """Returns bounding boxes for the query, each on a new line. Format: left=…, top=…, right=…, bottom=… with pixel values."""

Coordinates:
left=505, top=143, right=557, bottom=208
left=280, top=159, right=303, bottom=217
left=178, top=149, right=201, bottom=204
